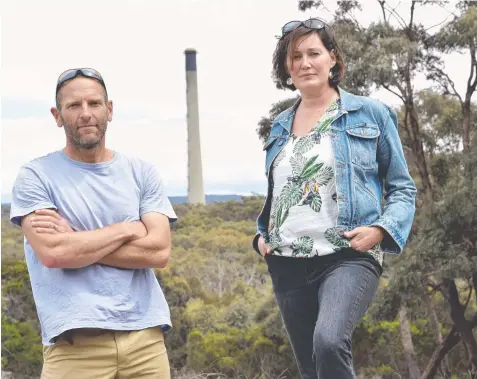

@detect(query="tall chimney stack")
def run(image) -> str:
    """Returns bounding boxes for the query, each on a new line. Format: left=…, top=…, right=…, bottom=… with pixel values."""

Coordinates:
left=184, top=48, right=205, bottom=205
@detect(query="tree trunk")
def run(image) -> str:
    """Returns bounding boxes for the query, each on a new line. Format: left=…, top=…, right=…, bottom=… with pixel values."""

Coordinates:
left=463, top=40, right=476, bottom=154
left=462, top=99, right=472, bottom=154
left=445, top=279, right=477, bottom=374
left=420, top=326, right=460, bottom=379
left=406, top=99, right=434, bottom=198
left=399, top=305, right=421, bottom=379
left=428, top=303, right=451, bottom=376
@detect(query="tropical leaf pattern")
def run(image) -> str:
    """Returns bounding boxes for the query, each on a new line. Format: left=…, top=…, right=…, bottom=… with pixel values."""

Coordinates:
left=308, top=193, right=323, bottom=212
left=268, top=229, right=282, bottom=252
left=325, top=227, right=352, bottom=251
left=367, top=244, right=383, bottom=265
left=293, top=135, right=314, bottom=155
left=291, top=236, right=314, bottom=257
left=313, top=114, right=334, bottom=134
left=278, top=183, right=302, bottom=213
left=314, top=166, right=334, bottom=186
left=290, top=154, right=306, bottom=176
left=272, top=149, right=287, bottom=171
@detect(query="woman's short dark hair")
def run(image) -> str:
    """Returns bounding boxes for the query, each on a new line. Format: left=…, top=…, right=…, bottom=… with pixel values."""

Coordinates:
left=272, top=22, right=345, bottom=91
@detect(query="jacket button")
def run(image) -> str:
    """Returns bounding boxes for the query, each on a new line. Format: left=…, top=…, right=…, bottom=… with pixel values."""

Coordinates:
left=278, top=140, right=283, bottom=145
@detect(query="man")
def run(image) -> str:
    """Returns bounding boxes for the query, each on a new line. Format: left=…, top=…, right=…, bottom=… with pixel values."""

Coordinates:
left=10, top=68, right=177, bottom=379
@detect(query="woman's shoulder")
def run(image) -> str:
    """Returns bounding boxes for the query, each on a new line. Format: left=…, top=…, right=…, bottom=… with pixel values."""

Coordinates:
left=339, top=89, right=399, bottom=133
left=342, top=90, right=391, bottom=111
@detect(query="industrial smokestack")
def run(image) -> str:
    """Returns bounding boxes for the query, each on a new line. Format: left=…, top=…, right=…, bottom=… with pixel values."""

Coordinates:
left=184, top=48, right=205, bottom=205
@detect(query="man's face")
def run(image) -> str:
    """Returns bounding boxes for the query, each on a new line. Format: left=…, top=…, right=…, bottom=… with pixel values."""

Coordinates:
left=51, top=77, right=113, bottom=149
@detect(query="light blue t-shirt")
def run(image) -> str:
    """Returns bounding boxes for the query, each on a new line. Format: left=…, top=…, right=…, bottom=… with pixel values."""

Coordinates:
left=10, top=150, right=177, bottom=345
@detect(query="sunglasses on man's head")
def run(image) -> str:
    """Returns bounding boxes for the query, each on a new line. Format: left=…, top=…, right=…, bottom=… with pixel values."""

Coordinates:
left=56, top=68, right=107, bottom=94
left=281, top=18, right=327, bottom=37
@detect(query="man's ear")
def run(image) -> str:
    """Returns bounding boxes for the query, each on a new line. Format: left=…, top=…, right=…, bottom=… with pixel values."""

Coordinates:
left=50, top=107, right=63, bottom=128
left=107, top=100, right=113, bottom=122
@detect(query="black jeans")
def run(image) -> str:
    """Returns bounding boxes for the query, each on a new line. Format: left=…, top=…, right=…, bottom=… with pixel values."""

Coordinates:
left=265, top=249, right=382, bottom=379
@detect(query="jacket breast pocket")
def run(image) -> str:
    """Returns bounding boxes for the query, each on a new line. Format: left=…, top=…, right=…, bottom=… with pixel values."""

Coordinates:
left=345, top=123, right=380, bottom=170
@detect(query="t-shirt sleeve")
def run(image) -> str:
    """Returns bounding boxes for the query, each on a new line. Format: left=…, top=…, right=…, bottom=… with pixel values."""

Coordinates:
left=10, top=165, right=57, bottom=227
left=140, top=164, right=177, bottom=223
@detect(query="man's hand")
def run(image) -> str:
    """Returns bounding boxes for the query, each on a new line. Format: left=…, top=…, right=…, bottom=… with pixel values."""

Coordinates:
left=30, top=209, right=74, bottom=233
left=30, top=209, right=147, bottom=240
left=343, top=226, right=384, bottom=252
left=258, top=236, right=272, bottom=256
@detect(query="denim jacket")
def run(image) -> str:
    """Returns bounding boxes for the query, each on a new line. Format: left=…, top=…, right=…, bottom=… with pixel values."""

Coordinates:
left=253, top=87, right=417, bottom=255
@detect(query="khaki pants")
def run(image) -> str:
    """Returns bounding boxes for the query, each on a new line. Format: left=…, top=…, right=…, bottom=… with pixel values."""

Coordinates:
left=41, top=327, right=170, bottom=379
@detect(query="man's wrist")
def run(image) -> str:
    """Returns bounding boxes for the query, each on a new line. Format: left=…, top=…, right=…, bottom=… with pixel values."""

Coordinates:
left=115, top=222, right=136, bottom=241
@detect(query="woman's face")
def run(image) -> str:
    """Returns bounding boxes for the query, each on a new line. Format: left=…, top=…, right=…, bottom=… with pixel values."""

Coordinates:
left=286, top=32, right=336, bottom=93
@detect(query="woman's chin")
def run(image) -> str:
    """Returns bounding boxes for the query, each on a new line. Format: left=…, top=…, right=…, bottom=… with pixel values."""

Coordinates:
left=296, top=80, right=328, bottom=93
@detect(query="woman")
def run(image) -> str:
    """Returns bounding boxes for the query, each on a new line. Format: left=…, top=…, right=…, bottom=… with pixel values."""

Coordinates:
left=253, top=18, right=416, bottom=379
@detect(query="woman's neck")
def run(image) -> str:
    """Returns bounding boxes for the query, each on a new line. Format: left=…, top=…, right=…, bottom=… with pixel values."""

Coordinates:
left=299, top=86, right=339, bottom=111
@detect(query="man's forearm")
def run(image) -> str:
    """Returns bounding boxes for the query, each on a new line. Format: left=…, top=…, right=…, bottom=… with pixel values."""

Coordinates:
left=99, top=235, right=169, bottom=269
left=43, top=223, right=134, bottom=269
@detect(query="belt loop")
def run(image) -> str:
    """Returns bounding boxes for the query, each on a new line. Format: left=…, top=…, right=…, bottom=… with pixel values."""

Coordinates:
left=65, top=330, right=74, bottom=345
left=53, top=330, right=74, bottom=345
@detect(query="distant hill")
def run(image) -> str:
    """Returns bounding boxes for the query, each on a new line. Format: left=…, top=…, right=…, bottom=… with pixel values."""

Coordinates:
left=2, top=194, right=243, bottom=206
left=1, top=194, right=247, bottom=231
left=170, top=194, right=242, bottom=204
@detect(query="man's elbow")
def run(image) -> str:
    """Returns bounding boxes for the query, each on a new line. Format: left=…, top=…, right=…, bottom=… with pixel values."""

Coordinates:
left=33, top=239, right=62, bottom=268
left=39, top=253, right=58, bottom=268
left=37, top=249, right=66, bottom=268
left=37, top=244, right=78, bottom=269
left=154, top=246, right=170, bottom=269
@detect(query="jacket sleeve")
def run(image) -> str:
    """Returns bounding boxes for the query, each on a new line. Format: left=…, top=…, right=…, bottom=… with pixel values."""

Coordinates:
left=371, top=105, right=417, bottom=253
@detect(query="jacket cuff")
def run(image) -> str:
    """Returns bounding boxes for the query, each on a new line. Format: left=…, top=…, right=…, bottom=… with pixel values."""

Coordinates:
left=371, top=218, right=403, bottom=254
left=252, top=232, right=263, bottom=256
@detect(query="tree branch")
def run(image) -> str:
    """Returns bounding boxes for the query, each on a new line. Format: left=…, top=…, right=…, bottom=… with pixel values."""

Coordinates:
left=467, top=43, right=477, bottom=97
left=425, top=15, right=452, bottom=32
left=429, top=65, right=464, bottom=103
left=464, top=281, right=473, bottom=309
left=383, top=3, right=407, bottom=28
left=378, top=0, right=387, bottom=23
left=427, top=280, right=444, bottom=293
left=409, top=0, right=416, bottom=31
left=444, top=278, right=477, bottom=372
left=382, top=83, right=406, bottom=103
left=420, top=326, right=460, bottom=379
left=444, top=278, right=465, bottom=324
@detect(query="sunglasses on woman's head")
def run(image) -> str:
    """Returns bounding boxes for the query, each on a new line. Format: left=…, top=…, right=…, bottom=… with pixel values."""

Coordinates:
left=281, top=18, right=327, bottom=37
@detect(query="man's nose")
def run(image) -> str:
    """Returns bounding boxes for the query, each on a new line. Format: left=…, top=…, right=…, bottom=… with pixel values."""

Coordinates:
left=79, top=102, right=93, bottom=119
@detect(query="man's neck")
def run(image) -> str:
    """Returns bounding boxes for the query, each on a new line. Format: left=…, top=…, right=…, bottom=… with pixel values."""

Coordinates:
left=63, top=144, right=113, bottom=164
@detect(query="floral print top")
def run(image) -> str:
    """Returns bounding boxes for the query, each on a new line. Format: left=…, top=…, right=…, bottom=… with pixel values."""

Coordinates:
left=267, top=99, right=383, bottom=265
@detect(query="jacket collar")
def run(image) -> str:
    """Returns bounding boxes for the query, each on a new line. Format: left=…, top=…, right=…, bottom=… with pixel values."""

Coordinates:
left=273, top=87, right=364, bottom=132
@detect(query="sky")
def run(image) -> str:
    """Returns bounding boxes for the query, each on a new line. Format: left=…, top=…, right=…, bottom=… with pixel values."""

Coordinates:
left=0, top=0, right=471, bottom=202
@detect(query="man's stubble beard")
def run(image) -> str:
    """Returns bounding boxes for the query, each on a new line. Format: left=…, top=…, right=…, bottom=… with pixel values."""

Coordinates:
left=62, top=117, right=108, bottom=150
